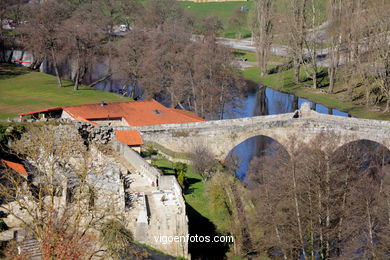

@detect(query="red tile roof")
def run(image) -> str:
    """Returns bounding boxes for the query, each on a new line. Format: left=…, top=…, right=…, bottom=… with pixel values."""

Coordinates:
left=64, top=99, right=205, bottom=126
left=20, top=99, right=205, bottom=126
left=1, top=159, right=28, bottom=177
left=115, top=130, right=143, bottom=146
left=169, top=108, right=204, bottom=121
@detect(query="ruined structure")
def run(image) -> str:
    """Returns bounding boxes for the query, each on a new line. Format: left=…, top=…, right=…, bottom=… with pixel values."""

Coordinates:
left=0, top=122, right=189, bottom=258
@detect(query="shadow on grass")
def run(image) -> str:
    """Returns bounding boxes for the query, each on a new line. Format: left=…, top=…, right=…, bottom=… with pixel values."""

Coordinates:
left=183, top=177, right=201, bottom=195
left=186, top=202, right=230, bottom=259
left=120, top=242, right=176, bottom=260
left=0, top=63, right=29, bottom=80
left=153, top=165, right=176, bottom=175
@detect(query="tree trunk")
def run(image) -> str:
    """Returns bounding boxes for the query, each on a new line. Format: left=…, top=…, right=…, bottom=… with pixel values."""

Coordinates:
left=265, top=185, right=287, bottom=260
left=7, top=49, right=14, bottom=63
left=312, top=70, right=317, bottom=89
left=294, top=59, right=300, bottom=84
left=328, top=67, right=335, bottom=93
left=74, top=53, right=80, bottom=91
left=87, top=74, right=112, bottom=88
left=255, top=0, right=273, bottom=77
left=291, top=161, right=306, bottom=258
left=366, top=199, right=376, bottom=258
left=385, top=99, right=390, bottom=113
left=51, top=48, right=62, bottom=88
left=74, top=70, right=80, bottom=91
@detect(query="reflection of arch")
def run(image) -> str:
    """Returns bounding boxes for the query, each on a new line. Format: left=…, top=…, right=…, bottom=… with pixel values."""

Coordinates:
left=225, top=134, right=289, bottom=179
left=224, top=133, right=289, bottom=162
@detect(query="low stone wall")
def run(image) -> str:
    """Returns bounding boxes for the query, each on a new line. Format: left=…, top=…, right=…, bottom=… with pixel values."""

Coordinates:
left=112, top=138, right=160, bottom=185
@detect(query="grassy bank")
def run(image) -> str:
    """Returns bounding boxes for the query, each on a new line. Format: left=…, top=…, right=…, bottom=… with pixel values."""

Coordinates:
left=0, top=64, right=130, bottom=120
left=242, top=64, right=390, bottom=121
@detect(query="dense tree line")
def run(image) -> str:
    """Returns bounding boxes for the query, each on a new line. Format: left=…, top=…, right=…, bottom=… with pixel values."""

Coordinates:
left=251, top=0, right=390, bottom=112
left=2, top=0, right=244, bottom=119
left=205, top=134, right=390, bottom=258
left=247, top=134, right=390, bottom=258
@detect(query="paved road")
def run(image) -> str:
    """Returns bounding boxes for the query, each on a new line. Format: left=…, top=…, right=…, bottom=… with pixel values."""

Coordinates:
left=217, top=37, right=332, bottom=67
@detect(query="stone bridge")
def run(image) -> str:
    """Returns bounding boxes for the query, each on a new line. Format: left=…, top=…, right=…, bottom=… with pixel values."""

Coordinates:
left=116, top=104, right=390, bottom=161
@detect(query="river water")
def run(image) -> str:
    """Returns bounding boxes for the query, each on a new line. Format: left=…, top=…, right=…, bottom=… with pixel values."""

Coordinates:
left=225, top=85, right=350, bottom=179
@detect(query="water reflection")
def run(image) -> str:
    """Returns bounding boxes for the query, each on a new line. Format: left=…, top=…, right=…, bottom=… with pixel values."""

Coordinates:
left=225, top=85, right=350, bottom=179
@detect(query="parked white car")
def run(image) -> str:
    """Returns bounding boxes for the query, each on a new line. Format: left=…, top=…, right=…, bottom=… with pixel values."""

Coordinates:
left=119, top=24, right=128, bottom=32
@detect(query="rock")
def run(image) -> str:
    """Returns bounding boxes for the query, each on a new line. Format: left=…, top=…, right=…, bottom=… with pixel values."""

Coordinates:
left=5, top=127, right=14, bottom=133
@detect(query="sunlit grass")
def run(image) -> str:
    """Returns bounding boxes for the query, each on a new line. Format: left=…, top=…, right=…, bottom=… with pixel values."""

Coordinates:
left=0, top=64, right=130, bottom=120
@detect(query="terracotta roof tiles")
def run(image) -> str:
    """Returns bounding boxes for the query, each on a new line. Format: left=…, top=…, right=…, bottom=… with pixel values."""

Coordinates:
left=115, top=130, right=143, bottom=146
left=19, top=99, right=205, bottom=126
left=1, top=159, right=28, bottom=177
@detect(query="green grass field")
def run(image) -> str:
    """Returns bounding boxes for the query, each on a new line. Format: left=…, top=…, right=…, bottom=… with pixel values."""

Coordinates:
left=180, top=0, right=328, bottom=39
left=0, top=64, right=130, bottom=120
left=181, top=1, right=252, bottom=38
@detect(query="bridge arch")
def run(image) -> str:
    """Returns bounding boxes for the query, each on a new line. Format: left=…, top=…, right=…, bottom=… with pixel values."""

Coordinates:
left=217, top=128, right=293, bottom=161
left=225, top=134, right=290, bottom=179
left=332, top=135, right=390, bottom=156
left=333, top=139, right=390, bottom=162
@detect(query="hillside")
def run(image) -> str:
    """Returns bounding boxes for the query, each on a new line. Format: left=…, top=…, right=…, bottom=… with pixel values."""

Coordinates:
left=0, top=64, right=130, bottom=120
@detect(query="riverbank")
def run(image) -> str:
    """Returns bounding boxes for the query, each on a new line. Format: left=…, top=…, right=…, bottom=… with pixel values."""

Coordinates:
left=0, top=64, right=130, bottom=120
left=242, top=65, right=390, bottom=121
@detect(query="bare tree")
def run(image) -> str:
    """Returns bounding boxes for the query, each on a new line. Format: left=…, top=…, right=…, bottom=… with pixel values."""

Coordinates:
left=327, top=0, right=342, bottom=93
left=303, top=0, right=321, bottom=89
left=61, top=7, right=103, bottom=90
left=246, top=134, right=390, bottom=258
left=190, top=145, right=217, bottom=184
left=282, top=0, right=307, bottom=84
left=363, top=1, right=390, bottom=112
left=19, top=1, right=71, bottom=88
left=115, top=20, right=244, bottom=118
left=251, top=0, right=273, bottom=76
left=0, top=125, right=130, bottom=258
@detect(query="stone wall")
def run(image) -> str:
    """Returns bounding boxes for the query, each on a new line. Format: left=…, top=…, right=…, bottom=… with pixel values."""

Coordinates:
left=111, top=137, right=189, bottom=258
left=113, top=138, right=160, bottom=185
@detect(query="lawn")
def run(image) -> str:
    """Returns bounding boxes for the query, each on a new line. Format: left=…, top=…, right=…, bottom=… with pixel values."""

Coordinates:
left=180, top=0, right=328, bottom=39
left=243, top=66, right=390, bottom=120
left=0, top=64, right=130, bottom=120
left=181, top=1, right=252, bottom=38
